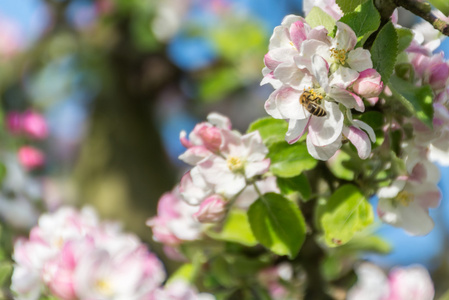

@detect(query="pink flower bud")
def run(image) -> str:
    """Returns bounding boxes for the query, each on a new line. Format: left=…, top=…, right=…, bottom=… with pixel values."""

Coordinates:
left=6, top=111, right=22, bottom=135
left=22, top=110, right=48, bottom=139
left=18, top=146, right=45, bottom=170
left=193, top=195, right=227, bottom=223
left=352, top=69, right=383, bottom=98
left=195, top=124, right=222, bottom=152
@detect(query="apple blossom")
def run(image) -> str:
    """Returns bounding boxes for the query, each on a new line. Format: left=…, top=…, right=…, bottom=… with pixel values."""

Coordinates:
left=377, top=177, right=441, bottom=236
left=193, top=194, right=227, bottom=223
left=261, top=15, right=328, bottom=89
left=12, top=206, right=166, bottom=300
left=179, top=112, right=232, bottom=165
left=348, top=263, right=434, bottom=300
left=146, top=187, right=203, bottom=245
left=302, top=0, right=343, bottom=21
left=18, top=146, right=45, bottom=170
left=196, top=130, right=270, bottom=198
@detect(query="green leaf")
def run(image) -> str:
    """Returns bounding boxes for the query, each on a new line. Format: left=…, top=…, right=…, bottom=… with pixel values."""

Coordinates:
left=336, top=0, right=366, bottom=13
left=339, top=0, right=380, bottom=43
left=321, top=184, right=374, bottom=247
left=268, top=142, right=317, bottom=178
left=166, top=263, right=195, bottom=285
left=428, top=0, right=449, bottom=16
left=327, top=151, right=355, bottom=180
left=199, top=68, right=241, bottom=102
left=247, top=117, right=288, bottom=146
left=356, top=111, right=384, bottom=130
left=0, top=261, right=11, bottom=286
left=389, top=75, right=434, bottom=128
left=207, top=209, right=257, bottom=246
left=396, top=28, right=414, bottom=53
left=320, top=256, right=343, bottom=281
left=370, top=21, right=398, bottom=83
left=305, top=7, right=336, bottom=34
left=248, top=193, right=306, bottom=258
left=277, top=174, right=312, bottom=201
left=338, top=235, right=391, bottom=254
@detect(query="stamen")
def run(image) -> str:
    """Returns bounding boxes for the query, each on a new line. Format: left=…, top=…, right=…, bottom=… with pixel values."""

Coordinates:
left=396, top=191, right=414, bottom=207
left=227, top=156, right=244, bottom=173
left=330, top=47, right=347, bottom=65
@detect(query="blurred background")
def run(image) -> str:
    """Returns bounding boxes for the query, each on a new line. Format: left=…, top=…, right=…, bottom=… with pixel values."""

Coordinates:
left=1, top=0, right=449, bottom=292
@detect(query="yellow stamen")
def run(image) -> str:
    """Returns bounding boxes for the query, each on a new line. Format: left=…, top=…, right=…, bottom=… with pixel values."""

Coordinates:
left=227, top=156, right=244, bottom=173
left=396, top=191, right=414, bottom=207
left=330, top=47, right=347, bottom=65
left=95, top=279, right=113, bottom=296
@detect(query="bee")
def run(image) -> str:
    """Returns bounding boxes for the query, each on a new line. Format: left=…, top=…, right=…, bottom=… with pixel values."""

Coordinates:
left=299, top=90, right=327, bottom=117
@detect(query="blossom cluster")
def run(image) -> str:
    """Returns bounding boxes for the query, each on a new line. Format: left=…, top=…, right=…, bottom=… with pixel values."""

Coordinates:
left=347, top=263, right=434, bottom=300
left=262, top=15, right=382, bottom=160
left=6, top=110, right=48, bottom=170
left=375, top=19, right=449, bottom=235
left=147, top=113, right=278, bottom=248
left=11, top=206, right=212, bottom=300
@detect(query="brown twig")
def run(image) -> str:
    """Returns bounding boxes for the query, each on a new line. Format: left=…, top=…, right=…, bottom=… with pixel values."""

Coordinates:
left=394, top=0, right=449, bottom=36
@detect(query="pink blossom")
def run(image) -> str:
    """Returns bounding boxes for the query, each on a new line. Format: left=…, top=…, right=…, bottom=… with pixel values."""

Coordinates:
left=302, top=0, right=343, bottom=20
left=22, top=110, right=48, bottom=140
left=18, top=146, right=45, bottom=170
left=261, top=16, right=329, bottom=89
left=377, top=177, right=441, bottom=235
left=352, top=69, right=384, bottom=99
left=5, top=110, right=48, bottom=139
left=146, top=188, right=203, bottom=245
left=348, top=263, right=434, bottom=300
left=193, top=194, right=227, bottom=223
left=12, top=206, right=166, bottom=300
left=197, top=130, right=270, bottom=198
left=179, top=112, right=232, bottom=165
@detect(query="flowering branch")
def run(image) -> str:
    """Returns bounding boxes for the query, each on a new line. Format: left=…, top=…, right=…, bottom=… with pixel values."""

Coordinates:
left=394, top=0, right=449, bottom=36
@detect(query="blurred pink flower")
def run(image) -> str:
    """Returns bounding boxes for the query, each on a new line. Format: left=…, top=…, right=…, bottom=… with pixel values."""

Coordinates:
left=146, top=188, right=203, bottom=245
left=347, top=263, right=434, bottom=300
left=22, top=110, right=48, bottom=139
left=6, top=110, right=48, bottom=139
left=18, top=146, right=45, bottom=170
left=193, top=194, right=227, bottom=223
left=12, top=206, right=166, bottom=300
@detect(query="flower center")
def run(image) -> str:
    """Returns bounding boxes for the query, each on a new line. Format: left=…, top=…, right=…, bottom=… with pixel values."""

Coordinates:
left=308, top=88, right=323, bottom=101
left=95, top=278, right=113, bottom=296
left=330, top=47, right=347, bottom=65
left=396, top=191, right=414, bottom=207
left=227, top=156, right=244, bottom=173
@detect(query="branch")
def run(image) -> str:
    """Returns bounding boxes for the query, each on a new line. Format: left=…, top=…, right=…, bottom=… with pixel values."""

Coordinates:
left=395, top=0, right=449, bottom=36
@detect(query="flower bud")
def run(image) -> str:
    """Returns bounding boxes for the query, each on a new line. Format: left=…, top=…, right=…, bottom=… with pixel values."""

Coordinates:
left=352, top=69, right=383, bottom=98
left=18, top=146, right=45, bottom=170
left=193, top=195, right=227, bottom=223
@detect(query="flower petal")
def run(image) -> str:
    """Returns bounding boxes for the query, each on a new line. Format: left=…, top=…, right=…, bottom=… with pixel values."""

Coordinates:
left=343, top=126, right=371, bottom=159
left=353, top=119, right=376, bottom=142
left=275, top=87, right=309, bottom=120
left=329, top=66, right=359, bottom=89
left=308, top=101, right=344, bottom=146
left=347, top=48, right=373, bottom=71
left=329, top=87, right=365, bottom=112
left=334, top=22, right=357, bottom=51
left=286, top=118, right=310, bottom=144
left=306, top=135, right=342, bottom=160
